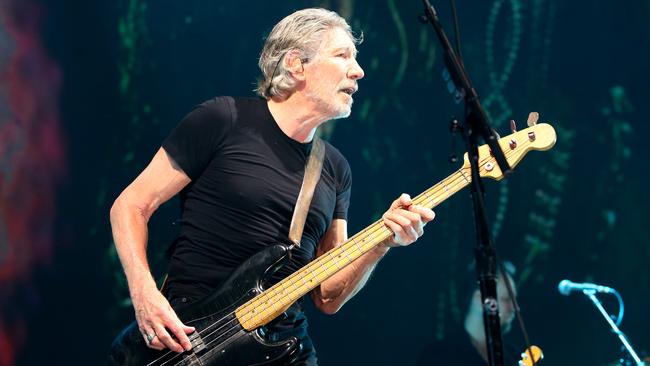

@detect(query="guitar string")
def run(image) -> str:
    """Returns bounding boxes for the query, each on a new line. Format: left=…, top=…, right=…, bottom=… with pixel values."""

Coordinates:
left=154, top=138, right=536, bottom=365
left=153, top=316, right=241, bottom=365
left=184, top=140, right=532, bottom=365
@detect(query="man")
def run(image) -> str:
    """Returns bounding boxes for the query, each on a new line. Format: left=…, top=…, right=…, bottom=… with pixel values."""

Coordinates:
left=110, top=8, right=435, bottom=365
left=417, top=262, right=519, bottom=365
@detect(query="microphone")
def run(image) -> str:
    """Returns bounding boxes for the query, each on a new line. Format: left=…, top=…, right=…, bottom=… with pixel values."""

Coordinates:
left=558, top=279, right=614, bottom=295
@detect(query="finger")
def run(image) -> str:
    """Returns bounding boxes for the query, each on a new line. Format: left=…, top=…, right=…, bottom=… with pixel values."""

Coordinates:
left=383, top=217, right=405, bottom=245
left=385, top=209, right=421, bottom=233
left=393, top=208, right=422, bottom=223
left=148, top=335, right=165, bottom=351
left=413, top=221, right=424, bottom=237
left=409, top=205, right=436, bottom=222
left=390, top=193, right=412, bottom=210
left=153, top=323, right=185, bottom=353
left=399, top=193, right=412, bottom=207
left=383, top=216, right=418, bottom=244
left=405, top=225, right=419, bottom=242
left=383, top=210, right=413, bottom=228
left=166, top=318, right=195, bottom=351
left=140, top=326, right=164, bottom=351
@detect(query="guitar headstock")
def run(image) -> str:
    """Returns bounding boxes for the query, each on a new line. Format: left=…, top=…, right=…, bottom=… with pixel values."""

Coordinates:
left=462, top=122, right=557, bottom=180
left=518, top=345, right=543, bottom=366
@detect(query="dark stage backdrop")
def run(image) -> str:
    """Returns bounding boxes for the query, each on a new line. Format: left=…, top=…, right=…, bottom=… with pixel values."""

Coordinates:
left=1, top=0, right=649, bottom=365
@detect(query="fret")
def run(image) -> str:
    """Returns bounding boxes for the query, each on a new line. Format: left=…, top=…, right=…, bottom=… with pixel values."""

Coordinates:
left=327, top=251, right=342, bottom=270
left=459, top=168, right=471, bottom=183
left=316, top=260, right=326, bottom=276
left=341, top=246, right=354, bottom=262
left=351, top=237, right=365, bottom=254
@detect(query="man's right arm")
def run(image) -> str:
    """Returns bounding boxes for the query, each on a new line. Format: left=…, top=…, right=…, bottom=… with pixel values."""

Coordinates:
left=110, top=147, right=194, bottom=353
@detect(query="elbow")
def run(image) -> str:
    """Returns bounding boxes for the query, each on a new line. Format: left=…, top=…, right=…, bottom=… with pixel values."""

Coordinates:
left=109, top=196, right=123, bottom=225
left=110, top=191, right=153, bottom=225
left=311, top=289, right=345, bottom=315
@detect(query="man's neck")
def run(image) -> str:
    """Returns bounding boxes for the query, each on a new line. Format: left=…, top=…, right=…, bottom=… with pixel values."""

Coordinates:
left=267, top=95, right=329, bottom=143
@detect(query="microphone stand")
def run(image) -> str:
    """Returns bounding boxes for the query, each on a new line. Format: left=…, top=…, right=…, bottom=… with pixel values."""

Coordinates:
left=420, top=1, right=512, bottom=366
left=583, top=290, right=644, bottom=366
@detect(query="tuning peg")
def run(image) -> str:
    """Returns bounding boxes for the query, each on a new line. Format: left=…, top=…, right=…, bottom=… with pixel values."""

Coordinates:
left=527, top=112, right=539, bottom=127
left=510, top=119, right=517, bottom=133
left=509, top=138, right=518, bottom=149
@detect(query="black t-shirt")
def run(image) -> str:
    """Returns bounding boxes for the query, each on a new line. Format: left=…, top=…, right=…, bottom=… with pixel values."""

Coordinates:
left=161, top=96, right=352, bottom=299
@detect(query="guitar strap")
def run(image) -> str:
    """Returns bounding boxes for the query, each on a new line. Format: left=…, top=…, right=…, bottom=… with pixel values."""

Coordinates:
left=288, top=136, right=325, bottom=248
left=161, top=136, right=325, bottom=294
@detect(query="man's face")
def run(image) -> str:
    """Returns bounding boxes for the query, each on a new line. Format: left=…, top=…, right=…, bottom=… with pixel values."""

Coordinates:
left=301, top=27, right=365, bottom=120
left=469, top=275, right=517, bottom=333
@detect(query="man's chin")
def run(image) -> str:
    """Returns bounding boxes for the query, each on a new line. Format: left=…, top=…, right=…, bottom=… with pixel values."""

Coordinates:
left=330, top=105, right=352, bottom=120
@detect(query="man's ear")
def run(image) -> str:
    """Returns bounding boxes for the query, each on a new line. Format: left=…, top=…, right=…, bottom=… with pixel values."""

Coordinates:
left=285, top=50, right=306, bottom=80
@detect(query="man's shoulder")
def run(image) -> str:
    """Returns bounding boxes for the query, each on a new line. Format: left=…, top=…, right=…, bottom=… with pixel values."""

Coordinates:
left=319, top=139, right=351, bottom=188
left=321, top=139, right=348, bottom=166
left=196, top=95, right=236, bottom=112
left=199, top=95, right=265, bottom=108
left=189, top=96, right=265, bottom=125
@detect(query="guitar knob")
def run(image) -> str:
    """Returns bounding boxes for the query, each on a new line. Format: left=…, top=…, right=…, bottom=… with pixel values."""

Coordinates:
left=527, top=112, right=539, bottom=127
left=510, top=119, right=517, bottom=133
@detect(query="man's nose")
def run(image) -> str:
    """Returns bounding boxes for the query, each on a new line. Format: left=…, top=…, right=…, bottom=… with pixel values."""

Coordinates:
left=348, top=59, right=364, bottom=80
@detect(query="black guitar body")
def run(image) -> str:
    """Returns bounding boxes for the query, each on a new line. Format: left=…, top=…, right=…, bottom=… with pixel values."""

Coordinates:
left=108, top=244, right=300, bottom=366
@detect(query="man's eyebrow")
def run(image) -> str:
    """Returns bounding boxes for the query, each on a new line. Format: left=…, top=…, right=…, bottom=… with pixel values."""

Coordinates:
left=331, top=46, right=359, bottom=57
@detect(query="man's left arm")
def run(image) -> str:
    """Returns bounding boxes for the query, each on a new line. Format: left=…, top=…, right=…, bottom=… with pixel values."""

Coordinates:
left=310, top=193, right=435, bottom=314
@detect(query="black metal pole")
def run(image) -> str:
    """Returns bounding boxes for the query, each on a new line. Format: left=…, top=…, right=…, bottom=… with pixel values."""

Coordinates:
left=420, top=1, right=510, bottom=365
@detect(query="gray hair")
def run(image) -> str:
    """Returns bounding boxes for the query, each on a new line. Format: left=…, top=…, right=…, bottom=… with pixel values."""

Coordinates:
left=255, top=8, right=361, bottom=100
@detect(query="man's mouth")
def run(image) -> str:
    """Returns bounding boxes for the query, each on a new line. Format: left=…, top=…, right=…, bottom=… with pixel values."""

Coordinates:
left=339, top=87, right=357, bottom=96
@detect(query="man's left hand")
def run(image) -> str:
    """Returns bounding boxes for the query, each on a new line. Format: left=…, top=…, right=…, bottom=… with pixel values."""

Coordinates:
left=382, top=193, right=435, bottom=247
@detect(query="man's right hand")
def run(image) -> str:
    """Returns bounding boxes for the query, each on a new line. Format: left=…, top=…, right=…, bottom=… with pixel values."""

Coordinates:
left=133, top=286, right=195, bottom=353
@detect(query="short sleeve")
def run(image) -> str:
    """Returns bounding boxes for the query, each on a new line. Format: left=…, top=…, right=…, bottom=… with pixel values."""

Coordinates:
left=330, top=148, right=352, bottom=221
left=162, top=97, right=234, bottom=180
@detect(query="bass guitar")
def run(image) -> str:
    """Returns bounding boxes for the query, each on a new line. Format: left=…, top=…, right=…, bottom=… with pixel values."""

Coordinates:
left=109, top=122, right=557, bottom=365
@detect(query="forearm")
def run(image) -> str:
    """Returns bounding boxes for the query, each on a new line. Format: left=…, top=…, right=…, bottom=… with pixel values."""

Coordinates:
left=312, top=241, right=390, bottom=314
left=311, top=194, right=435, bottom=314
left=110, top=196, right=158, bottom=300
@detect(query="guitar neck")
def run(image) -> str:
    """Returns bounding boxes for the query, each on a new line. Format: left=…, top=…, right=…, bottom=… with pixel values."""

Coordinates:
left=236, top=167, right=471, bottom=330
